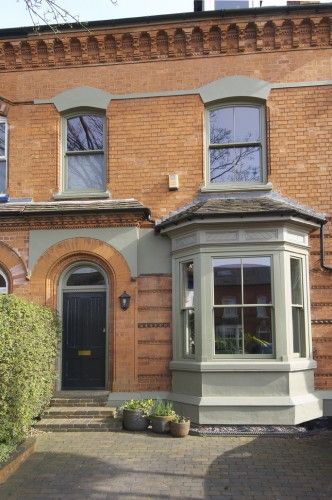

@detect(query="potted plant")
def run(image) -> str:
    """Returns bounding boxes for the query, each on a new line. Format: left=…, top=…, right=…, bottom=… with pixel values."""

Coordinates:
left=170, top=414, right=190, bottom=438
left=150, top=400, right=176, bottom=434
left=120, top=399, right=153, bottom=431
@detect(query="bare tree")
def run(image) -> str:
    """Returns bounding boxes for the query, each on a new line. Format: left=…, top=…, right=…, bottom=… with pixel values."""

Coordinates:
left=18, top=0, right=118, bottom=32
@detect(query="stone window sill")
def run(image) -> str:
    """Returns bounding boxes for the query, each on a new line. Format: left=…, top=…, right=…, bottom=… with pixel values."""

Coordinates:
left=170, top=358, right=316, bottom=372
left=53, top=191, right=111, bottom=201
left=201, top=182, right=273, bottom=193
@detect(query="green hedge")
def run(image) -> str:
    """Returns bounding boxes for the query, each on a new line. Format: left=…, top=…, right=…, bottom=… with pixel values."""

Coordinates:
left=0, top=295, right=60, bottom=444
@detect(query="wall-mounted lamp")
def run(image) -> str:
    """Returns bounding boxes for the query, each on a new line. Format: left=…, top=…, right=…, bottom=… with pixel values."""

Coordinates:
left=119, top=291, right=131, bottom=310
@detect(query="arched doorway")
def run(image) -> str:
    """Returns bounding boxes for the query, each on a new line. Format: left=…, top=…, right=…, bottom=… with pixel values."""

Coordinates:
left=61, top=263, right=108, bottom=389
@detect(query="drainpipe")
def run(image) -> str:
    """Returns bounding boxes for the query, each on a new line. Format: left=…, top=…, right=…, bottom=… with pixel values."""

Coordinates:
left=320, top=222, right=332, bottom=271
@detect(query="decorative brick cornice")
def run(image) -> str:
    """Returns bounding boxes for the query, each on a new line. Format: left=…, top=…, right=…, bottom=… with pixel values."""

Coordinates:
left=0, top=212, right=150, bottom=231
left=0, top=13, right=330, bottom=72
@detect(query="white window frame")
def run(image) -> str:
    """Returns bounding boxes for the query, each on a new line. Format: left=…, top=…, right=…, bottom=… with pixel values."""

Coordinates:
left=0, top=116, right=8, bottom=194
left=61, top=110, right=106, bottom=195
left=204, top=101, right=268, bottom=191
left=0, top=268, right=8, bottom=294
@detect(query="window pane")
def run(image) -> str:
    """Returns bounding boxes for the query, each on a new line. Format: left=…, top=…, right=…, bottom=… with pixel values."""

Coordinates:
left=0, top=273, right=6, bottom=288
left=213, top=258, right=241, bottom=305
left=209, top=146, right=261, bottom=183
left=209, top=107, right=233, bottom=144
left=292, top=307, right=304, bottom=353
left=234, top=106, right=260, bottom=143
left=184, top=309, right=195, bottom=356
left=67, top=154, right=104, bottom=190
left=243, top=257, right=271, bottom=304
left=215, top=307, right=242, bottom=354
left=290, top=258, right=302, bottom=305
left=0, top=122, right=5, bottom=156
left=67, top=266, right=105, bottom=286
left=243, top=307, right=273, bottom=354
left=183, top=262, right=194, bottom=307
left=0, top=160, right=6, bottom=193
left=67, top=115, right=103, bottom=151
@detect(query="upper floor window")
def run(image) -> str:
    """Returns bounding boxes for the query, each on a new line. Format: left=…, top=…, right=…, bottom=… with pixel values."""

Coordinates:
left=0, top=268, right=8, bottom=294
left=63, top=112, right=105, bottom=193
left=207, top=104, right=265, bottom=187
left=0, top=117, right=7, bottom=194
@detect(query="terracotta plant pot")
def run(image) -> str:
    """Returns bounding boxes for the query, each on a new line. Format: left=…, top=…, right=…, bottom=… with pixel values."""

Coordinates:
left=170, top=420, right=190, bottom=438
left=150, top=415, right=174, bottom=433
left=122, top=409, right=150, bottom=431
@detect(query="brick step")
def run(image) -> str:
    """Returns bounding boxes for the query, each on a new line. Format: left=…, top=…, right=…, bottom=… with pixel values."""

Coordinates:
left=34, top=417, right=123, bottom=432
left=51, top=398, right=108, bottom=407
left=43, top=406, right=117, bottom=418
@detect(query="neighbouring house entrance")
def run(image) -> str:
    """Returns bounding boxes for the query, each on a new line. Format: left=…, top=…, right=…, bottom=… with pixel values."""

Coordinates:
left=61, top=264, right=107, bottom=389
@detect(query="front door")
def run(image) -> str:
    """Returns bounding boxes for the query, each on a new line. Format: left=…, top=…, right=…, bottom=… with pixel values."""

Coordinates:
left=62, top=292, right=106, bottom=389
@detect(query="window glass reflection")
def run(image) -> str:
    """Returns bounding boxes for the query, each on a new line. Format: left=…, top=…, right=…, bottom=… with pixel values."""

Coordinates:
left=0, top=123, right=5, bottom=156
left=67, top=115, right=103, bottom=151
left=210, top=147, right=261, bottom=183
left=67, top=154, right=104, bottom=191
left=243, top=307, right=272, bottom=354
left=214, top=258, right=241, bottom=305
left=213, top=256, right=273, bottom=356
left=290, top=258, right=302, bottom=305
left=67, top=266, right=105, bottom=286
left=243, top=257, right=271, bottom=304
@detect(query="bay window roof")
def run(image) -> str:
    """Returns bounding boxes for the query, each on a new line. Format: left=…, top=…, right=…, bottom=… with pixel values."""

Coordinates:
left=156, top=193, right=326, bottom=230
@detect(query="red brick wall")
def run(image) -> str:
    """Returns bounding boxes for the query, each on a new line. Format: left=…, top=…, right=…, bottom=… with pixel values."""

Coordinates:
left=0, top=9, right=331, bottom=390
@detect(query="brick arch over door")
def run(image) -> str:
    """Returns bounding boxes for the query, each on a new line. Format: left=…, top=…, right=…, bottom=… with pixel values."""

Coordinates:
left=0, top=242, right=28, bottom=294
left=30, top=237, right=137, bottom=391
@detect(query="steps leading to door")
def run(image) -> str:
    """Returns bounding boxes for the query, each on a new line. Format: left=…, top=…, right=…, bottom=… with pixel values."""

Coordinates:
left=34, top=393, right=123, bottom=432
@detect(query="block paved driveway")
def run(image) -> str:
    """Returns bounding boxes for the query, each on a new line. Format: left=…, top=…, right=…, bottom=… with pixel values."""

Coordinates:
left=0, top=430, right=331, bottom=499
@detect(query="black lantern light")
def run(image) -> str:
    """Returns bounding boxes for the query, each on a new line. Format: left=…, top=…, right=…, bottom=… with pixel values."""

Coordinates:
left=119, top=291, right=131, bottom=310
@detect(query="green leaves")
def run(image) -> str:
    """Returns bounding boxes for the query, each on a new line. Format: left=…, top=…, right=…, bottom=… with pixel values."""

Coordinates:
left=0, top=295, right=60, bottom=444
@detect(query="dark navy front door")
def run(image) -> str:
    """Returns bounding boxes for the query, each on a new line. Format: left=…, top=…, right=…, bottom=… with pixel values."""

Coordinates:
left=62, top=292, right=106, bottom=389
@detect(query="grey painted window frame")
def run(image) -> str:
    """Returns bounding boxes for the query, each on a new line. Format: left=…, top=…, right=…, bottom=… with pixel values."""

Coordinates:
left=212, top=255, right=275, bottom=359
left=0, top=267, right=8, bottom=294
left=0, top=116, right=8, bottom=194
left=204, top=100, right=269, bottom=192
left=289, top=254, right=307, bottom=358
left=181, top=260, right=195, bottom=359
left=61, top=109, right=107, bottom=196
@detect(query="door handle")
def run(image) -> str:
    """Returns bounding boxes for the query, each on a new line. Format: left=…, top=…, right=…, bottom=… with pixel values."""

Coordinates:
left=102, top=328, right=106, bottom=334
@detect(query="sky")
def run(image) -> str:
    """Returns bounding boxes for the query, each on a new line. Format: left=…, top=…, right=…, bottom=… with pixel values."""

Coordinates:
left=0, top=0, right=331, bottom=29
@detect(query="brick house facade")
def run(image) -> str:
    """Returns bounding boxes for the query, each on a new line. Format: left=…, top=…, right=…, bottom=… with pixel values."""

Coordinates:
left=0, top=4, right=331, bottom=423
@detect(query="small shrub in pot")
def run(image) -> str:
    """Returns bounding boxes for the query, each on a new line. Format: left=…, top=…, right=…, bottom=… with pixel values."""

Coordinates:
left=119, top=399, right=153, bottom=431
left=150, top=401, right=176, bottom=434
left=170, top=414, right=190, bottom=438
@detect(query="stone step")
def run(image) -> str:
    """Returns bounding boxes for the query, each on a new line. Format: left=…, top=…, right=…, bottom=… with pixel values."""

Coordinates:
left=43, top=406, right=117, bottom=418
left=34, top=417, right=123, bottom=432
left=51, top=398, right=108, bottom=407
